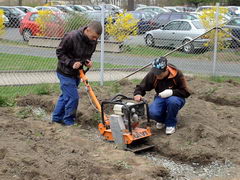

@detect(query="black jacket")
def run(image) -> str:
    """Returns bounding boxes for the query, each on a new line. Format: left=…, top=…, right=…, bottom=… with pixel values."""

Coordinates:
left=56, top=27, right=97, bottom=78
left=134, top=64, right=191, bottom=98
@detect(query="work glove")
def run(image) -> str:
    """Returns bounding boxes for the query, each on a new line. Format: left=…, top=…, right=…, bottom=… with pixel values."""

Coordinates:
left=159, top=89, right=173, bottom=98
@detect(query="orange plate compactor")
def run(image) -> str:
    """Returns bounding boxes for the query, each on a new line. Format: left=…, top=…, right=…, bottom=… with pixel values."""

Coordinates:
left=80, top=69, right=154, bottom=152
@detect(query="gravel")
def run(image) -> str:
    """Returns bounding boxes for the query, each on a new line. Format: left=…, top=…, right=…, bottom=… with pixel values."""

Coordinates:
left=145, top=153, right=238, bottom=180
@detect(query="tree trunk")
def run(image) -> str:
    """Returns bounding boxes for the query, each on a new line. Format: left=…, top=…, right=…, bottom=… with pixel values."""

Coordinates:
left=128, top=0, right=134, bottom=11
left=18, top=0, right=23, bottom=6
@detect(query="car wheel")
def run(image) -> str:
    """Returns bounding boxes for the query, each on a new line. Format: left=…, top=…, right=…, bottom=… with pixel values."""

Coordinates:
left=22, top=29, right=32, bottom=41
left=182, top=39, right=194, bottom=53
left=145, top=34, right=154, bottom=47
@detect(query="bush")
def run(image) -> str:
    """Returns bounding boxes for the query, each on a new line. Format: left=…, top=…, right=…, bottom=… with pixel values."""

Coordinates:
left=35, top=10, right=65, bottom=37
left=199, top=7, right=231, bottom=50
left=0, top=10, right=5, bottom=36
left=106, top=12, right=139, bottom=42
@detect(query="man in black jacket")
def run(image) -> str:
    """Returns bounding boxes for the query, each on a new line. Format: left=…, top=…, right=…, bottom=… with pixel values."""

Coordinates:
left=134, top=57, right=191, bottom=135
left=52, top=21, right=102, bottom=126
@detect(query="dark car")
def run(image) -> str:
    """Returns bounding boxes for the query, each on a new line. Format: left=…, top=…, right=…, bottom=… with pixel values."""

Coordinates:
left=0, top=6, right=25, bottom=27
left=147, top=12, right=197, bottom=31
left=128, top=11, right=156, bottom=34
left=224, top=17, right=240, bottom=47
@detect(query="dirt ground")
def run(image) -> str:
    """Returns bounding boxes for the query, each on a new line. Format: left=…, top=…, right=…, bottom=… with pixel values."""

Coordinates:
left=1, top=76, right=240, bottom=180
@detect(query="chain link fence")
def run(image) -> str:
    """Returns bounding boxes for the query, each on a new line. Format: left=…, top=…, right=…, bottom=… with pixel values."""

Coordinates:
left=0, top=6, right=240, bottom=98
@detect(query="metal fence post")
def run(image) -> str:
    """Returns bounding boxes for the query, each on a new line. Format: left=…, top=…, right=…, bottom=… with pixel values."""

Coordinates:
left=100, top=3, right=105, bottom=86
left=212, top=3, right=220, bottom=76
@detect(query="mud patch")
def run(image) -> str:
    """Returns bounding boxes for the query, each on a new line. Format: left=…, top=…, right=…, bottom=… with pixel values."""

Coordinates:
left=1, top=77, right=240, bottom=179
left=16, top=94, right=56, bottom=112
left=200, top=95, right=240, bottom=107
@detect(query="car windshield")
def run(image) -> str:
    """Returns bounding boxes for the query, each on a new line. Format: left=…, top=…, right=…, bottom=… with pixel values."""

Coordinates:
left=227, top=18, right=240, bottom=26
left=9, top=7, right=25, bottom=15
left=86, top=12, right=101, bottom=20
left=186, top=14, right=198, bottom=20
left=83, top=6, right=94, bottom=11
left=75, top=5, right=87, bottom=11
left=93, top=6, right=101, bottom=10
left=28, top=7, right=38, bottom=12
left=50, top=7, right=62, bottom=13
left=192, top=21, right=204, bottom=29
left=110, top=4, right=120, bottom=10
left=63, top=6, right=75, bottom=11
left=130, top=12, right=143, bottom=19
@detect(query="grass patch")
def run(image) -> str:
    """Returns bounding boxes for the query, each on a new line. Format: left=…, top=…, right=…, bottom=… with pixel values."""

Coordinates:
left=199, top=75, right=240, bottom=83
left=209, top=76, right=240, bottom=83
left=0, top=53, right=137, bottom=71
left=0, top=39, right=28, bottom=46
left=122, top=45, right=199, bottom=58
left=0, top=53, right=57, bottom=70
left=0, top=84, right=60, bottom=98
left=0, top=96, right=15, bottom=107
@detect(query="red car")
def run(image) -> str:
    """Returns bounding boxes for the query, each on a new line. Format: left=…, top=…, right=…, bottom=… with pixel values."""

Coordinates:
left=19, top=11, right=65, bottom=41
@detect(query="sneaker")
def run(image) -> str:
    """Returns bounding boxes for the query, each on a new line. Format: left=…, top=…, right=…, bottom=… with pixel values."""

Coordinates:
left=52, top=119, right=63, bottom=124
left=156, top=122, right=164, bottom=129
left=166, top=126, right=176, bottom=135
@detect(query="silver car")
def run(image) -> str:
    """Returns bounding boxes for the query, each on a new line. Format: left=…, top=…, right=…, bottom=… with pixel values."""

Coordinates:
left=144, top=19, right=208, bottom=53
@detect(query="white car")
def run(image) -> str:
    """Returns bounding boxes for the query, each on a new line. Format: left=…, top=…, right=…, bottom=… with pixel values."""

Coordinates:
left=144, top=19, right=208, bottom=53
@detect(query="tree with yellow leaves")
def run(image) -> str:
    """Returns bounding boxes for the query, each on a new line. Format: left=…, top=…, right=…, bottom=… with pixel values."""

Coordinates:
left=198, top=6, right=231, bottom=50
left=0, top=10, right=5, bottom=36
left=35, top=10, right=54, bottom=37
left=106, top=12, right=139, bottom=42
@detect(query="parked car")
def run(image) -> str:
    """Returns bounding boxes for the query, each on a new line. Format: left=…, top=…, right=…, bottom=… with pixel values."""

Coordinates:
left=135, top=6, right=170, bottom=14
left=146, top=12, right=197, bottom=30
left=15, top=6, right=38, bottom=13
left=19, top=11, right=65, bottom=41
left=144, top=19, right=208, bottom=53
left=224, top=17, right=240, bottom=47
left=2, top=14, right=9, bottom=26
left=81, top=5, right=95, bottom=11
left=127, top=11, right=155, bottom=34
left=0, top=6, right=25, bottom=27
left=53, top=5, right=77, bottom=14
left=93, top=4, right=122, bottom=13
left=68, top=5, right=88, bottom=13
left=35, top=6, right=63, bottom=13
left=227, top=6, right=240, bottom=16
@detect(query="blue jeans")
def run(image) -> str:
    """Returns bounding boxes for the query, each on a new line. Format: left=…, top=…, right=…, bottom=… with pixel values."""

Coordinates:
left=149, top=96, right=185, bottom=127
left=52, top=73, right=80, bottom=125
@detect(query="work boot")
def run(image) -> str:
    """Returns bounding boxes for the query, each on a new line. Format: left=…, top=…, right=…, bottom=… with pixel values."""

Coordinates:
left=165, top=126, right=176, bottom=135
left=156, top=122, right=164, bottom=129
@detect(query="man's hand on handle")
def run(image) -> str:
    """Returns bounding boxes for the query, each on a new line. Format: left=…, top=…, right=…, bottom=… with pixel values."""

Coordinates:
left=73, top=62, right=82, bottom=69
left=134, top=95, right=143, bottom=102
left=85, top=60, right=93, bottom=68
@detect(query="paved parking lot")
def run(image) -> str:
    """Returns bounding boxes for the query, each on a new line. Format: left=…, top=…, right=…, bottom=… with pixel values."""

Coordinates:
left=1, top=27, right=146, bottom=45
